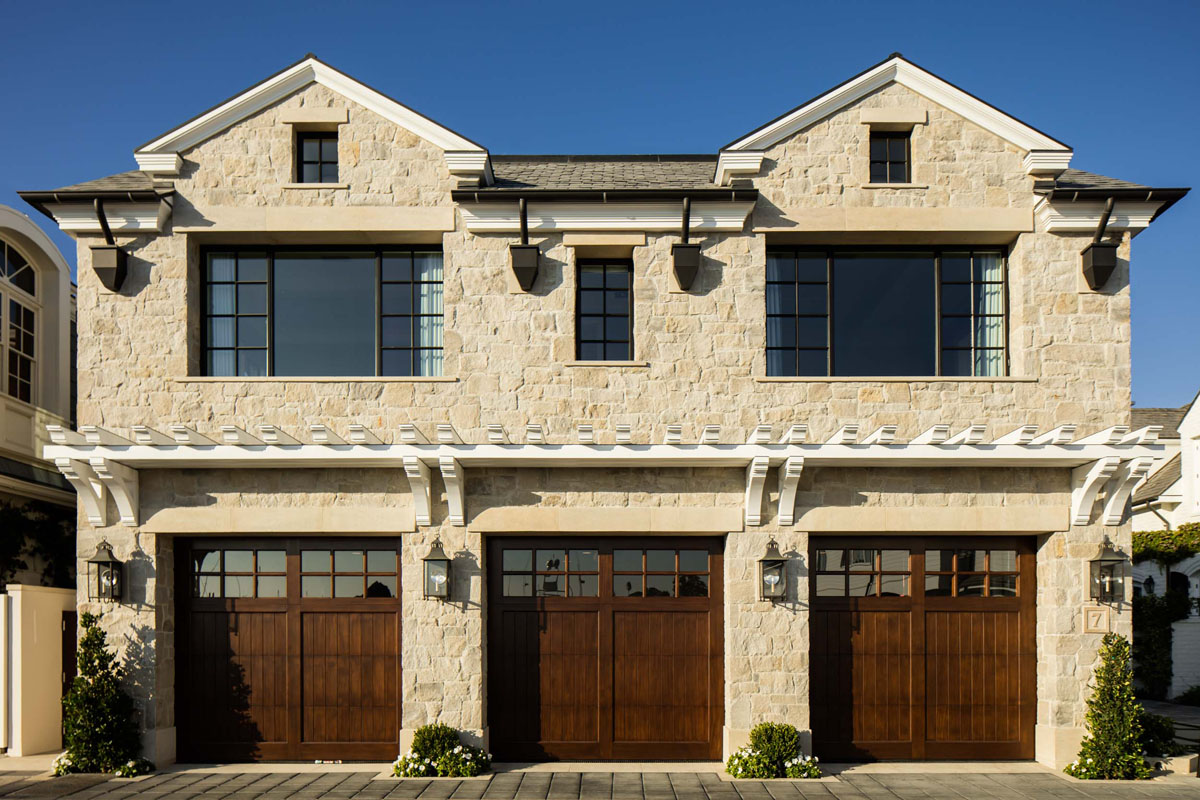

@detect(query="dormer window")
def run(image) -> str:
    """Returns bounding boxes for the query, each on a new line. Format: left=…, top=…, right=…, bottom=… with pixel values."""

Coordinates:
left=869, top=131, right=910, bottom=184
left=296, top=132, right=338, bottom=183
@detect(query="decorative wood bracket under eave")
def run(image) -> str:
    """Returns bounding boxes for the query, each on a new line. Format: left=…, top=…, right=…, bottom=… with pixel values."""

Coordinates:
left=88, top=458, right=139, bottom=526
left=1071, top=457, right=1121, bottom=526
left=439, top=456, right=465, bottom=527
left=777, top=457, right=805, bottom=526
left=402, top=456, right=432, bottom=527
left=745, top=456, right=770, bottom=526
left=1100, top=456, right=1155, bottom=526
left=54, top=458, right=107, bottom=527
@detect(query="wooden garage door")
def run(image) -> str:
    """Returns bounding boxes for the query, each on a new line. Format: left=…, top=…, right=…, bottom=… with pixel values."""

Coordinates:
left=487, top=537, right=723, bottom=761
left=176, top=538, right=401, bottom=762
left=810, top=537, right=1035, bottom=761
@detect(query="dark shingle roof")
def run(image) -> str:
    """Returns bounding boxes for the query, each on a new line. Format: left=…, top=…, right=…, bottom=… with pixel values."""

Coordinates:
left=1053, top=169, right=1151, bottom=192
left=1132, top=454, right=1182, bottom=505
left=46, top=171, right=171, bottom=194
left=1132, top=405, right=1190, bottom=439
left=489, top=155, right=717, bottom=190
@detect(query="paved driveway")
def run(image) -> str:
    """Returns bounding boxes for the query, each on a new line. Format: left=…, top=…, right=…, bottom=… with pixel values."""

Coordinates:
left=0, top=770, right=1197, bottom=799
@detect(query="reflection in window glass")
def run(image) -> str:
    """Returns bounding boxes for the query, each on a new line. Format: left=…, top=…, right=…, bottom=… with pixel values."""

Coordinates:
left=815, top=574, right=845, bottom=597
left=926, top=550, right=954, bottom=572
left=257, top=551, right=286, bottom=572
left=569, top=550, right=598, bottom=572
left=302, top=575, right=331, bottom=598
left=647, top=550, right=675, bottom=571
left=848, top=550, right=875, bottom=571
left=958, top=574, right=986, bottom=596
left=257, top=576, right=286, bottom=598
left=334, top=575, right=364, bottom=598
left=614, top=576, right=643, bottom=597
left=956, top=550, right=985, bottom=572
left=536, top=550, right=565, bottom=572
left=679, top=574, right=709, bottom=597
left=334, top=550, right=364, bottom=573
left=645, top=575, right=674, bottom=597
left=990, top=575, right=1017, bottom=597
left=302, top=551, right=330, bottom=572
left=679, top=550, right=708, bottom=572
left=880, top=574, right=909, bottom=597
left=225, top=575, right=254, bottom=597
left=224, top=551, right=253, bottom=572
left=536, top=574, right=564, bottom=597
left=273, top=253, right=376, bottom=377
left=848, top=574, right=875, bottom=596
left=196, top=576, right=221, bottom=598
left=569, top=575, right=598, bottom=597
left=925, top=574, right=953, bottom=596
left=815, top=550, right=844, bottom=571
left=367, top=551, right=395, bottom=573
left=502, top=550, right=532, bottom=572
left=990, top=550, right=1018, bottom=572
left=880, top=550, right=909, bottom=571
left=614, top=550, right=642, bottom=572
left=194, top=550, right=220, bottom=574
left=367, top=576, right=397, bottom=598
left=503, top=575, right=532, bottom=597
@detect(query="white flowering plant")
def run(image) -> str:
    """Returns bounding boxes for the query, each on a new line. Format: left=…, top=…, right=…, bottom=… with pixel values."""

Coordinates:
left=392, top=723, right=492, bottom=778
left=725, top=722, right=822, bottom=779
left=784, top=754, right=821, bottom=779
left=114, top=758, right=155, bottom=778
left=51, top=753, right=75, bottom=777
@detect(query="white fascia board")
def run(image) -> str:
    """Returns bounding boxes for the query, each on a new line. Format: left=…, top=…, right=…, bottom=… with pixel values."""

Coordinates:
left=459, top=201, right=754, bottom=233
left=1023, top=150, right=1072, bottom=176
left=1034, top=197, right=1163, bottom=234
left=133, top=58, right=485, bottom=167
left=43, top=200, right=170, bottom=235
left=714, top=151, right=765, bottom=186
left=444, top=151, right=493, bottom=185
left=725, top=58, right=1070, bottom=162
left=43, top=441, right=1162, bottom=471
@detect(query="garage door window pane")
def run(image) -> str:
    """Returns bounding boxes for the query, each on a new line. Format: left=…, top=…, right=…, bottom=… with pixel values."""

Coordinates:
left=926, top=574, right=953, bottom=596
left=367, top=551, right=396, bottom=573
left=257, top=576, right=286, bottom=598
left=815, top=574, right=845, bottom=596
left=614, top=550, right=642, bottom=572
left=502, top=550, right=532, bottom=572
left=536, top=550, right=565, bottom=572
left=196, top=575, right=221, bottom=598
left=815, top=550, right=844, bottom=571
left=302, top=576, right=331, bottom=597
left=925, top=550, right=954, bottom=571
left=881, top=574, right=909, bottom=597
left=224, top=551, right=253, bottom=572
left=958, top=574, right=986, bottom=597
left=503, top=575, right=532, bottom=597
left=302, top=551, right=330, bottom=572
left=569, top=575, right=598, bottom=597
left=646, top=550, right=675, bottom=572
left=368, top=576, right=396, bottom=598
left=537, top=575, right=564, bottom=597
left=679, top=550, right=708, bottom=572
left=679, top=574, right=709, bottom=597
left=646, top=575, right=675, bottom=597
left=848, top=550, right=875, bottom=570
left=880, top=550, right=908, bottom=571
left=614, top=576, right=643, bottom=597
left=334, top=550, right=364, bottom=573
left=257, top=551, right=286, bottom=572
left=989, top=575, right=1017, bottom=597
left=989, top=550, right=1017, bottom=572
left=569, top=549, right=598, bottom=572
left=335, top=575, right=364, bottom=598
left=956, top=550, right=985, bottom=571
left=848, top=574, right=875, bottom=596
left=225, top=575, right=254, bottom=598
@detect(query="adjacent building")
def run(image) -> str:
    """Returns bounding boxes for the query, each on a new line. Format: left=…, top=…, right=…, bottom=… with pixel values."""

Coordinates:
left=20, top=54, right=1189, bottom=768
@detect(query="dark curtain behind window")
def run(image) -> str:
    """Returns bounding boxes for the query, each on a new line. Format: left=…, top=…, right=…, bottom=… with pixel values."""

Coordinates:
left=831, top=252, right=935, bottom=376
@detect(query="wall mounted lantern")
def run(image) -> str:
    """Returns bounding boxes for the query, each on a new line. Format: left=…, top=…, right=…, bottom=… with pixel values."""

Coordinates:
left=672, top=196, right=702, bottom=291
left=509, top=197, right=539, bottom=291
left=423, top=538, right=451, bottom=600
left=87, top=539, right=123, bottom=603
left=759, top=537, right=788, bottom=601
left=1089, top=540, right=1125, bottom=603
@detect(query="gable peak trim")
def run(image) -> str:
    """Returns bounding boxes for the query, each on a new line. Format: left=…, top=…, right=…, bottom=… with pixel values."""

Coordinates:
left=723, top=55, right=1071, bottom=173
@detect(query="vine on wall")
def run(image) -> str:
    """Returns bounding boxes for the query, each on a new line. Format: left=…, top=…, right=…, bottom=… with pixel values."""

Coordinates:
left=1133, top=523, right=1200, bottom=567
left=0, top=499, right=75, bottom=591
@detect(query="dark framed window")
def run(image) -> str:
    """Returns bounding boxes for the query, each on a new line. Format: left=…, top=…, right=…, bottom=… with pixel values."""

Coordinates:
left=612, top=547, right=710, bottom=598
left=500, top=548, right=600, bottom=598
left=202, top=247, right=443, bottom=377
left=924, top=549, right=1018, bottom=598
left=2, top=238, right=37, bottom=404
left=296, top=132, right=338, bottom=183
left=869, top=130, right=910, bottom=183
left=300, top=548, right=399, bottom=598
left=766, top=248, right=1007, bottom=377
left=814, top=548, right=911, bottom=597
left=191, top=547, right=287, bottom=599
left=576, top=260, right=632, bottom=361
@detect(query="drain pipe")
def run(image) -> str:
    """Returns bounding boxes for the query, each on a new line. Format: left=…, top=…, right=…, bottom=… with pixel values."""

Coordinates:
left=1093, top=196, right=1116, bottom=244
left=1081, top=196, right=1119, bottom=290
left=681, top=196, right=691, bottom=244
left=518, top=197, right=529, bottom=246
left=94, top=198, right=116, bottom=246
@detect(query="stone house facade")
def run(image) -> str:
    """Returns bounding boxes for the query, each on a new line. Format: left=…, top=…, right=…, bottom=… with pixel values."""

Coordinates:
left=21, top=54, right=1188, bottom=768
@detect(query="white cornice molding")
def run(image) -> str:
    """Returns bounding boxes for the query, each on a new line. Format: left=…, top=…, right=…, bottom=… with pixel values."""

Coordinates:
left=1034, top=197, right=1163, bottom=234
left=133, top=58, right=486, bottom=175
left=459, top=201, right=754, bottom=233
left=1023, top=150, right=1072, bottom=176
left=43, top=199, right=171, bottom=236
left=133, top=152, right=184, bottom=174
left=725, top=58, right=1071, bottom=168
left=714, top=151, right=765, bottom=186
left=444, top=151, right=493, bottom=185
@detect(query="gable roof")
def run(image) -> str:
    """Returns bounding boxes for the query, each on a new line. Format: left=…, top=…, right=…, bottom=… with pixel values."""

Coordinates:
left=1132, top=454, right=1182, bottom=505
left=134, top=54, right=485, bottom=162
left=722, top=53, right=1070, bottom=157
left=487, top=155, right=718, bottom=191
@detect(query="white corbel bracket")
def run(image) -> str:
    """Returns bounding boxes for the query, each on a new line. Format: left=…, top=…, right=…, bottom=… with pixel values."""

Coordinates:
left=89, top=458, right=140, bottom=526
left=777, top=457, right=805, bottom=526
left=1071, top=456, right=1121, bottom=526
left=402, top=456, right=432, bottom=527
left=1101, top=457, right=1155, bottom=526
left=745, top=456, right=771, bottom=526
left=439, top=457, right=465, bottom=527
left=54, top=458, right=108, bottom=526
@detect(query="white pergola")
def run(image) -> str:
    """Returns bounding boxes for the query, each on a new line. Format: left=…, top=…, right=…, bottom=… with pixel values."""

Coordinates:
left=45, top=422, right=1162, bottom=530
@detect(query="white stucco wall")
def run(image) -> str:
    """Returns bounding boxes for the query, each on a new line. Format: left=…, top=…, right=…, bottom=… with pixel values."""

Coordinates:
left=1, top=584, right=76, bottom=756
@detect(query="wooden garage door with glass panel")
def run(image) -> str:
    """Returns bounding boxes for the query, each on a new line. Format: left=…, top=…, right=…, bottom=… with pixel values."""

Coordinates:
left=810, top=537, right=1035, bottom=761
left=487, top=537, right=723, bottom=761
left=176, top=539, right=402, bottom=762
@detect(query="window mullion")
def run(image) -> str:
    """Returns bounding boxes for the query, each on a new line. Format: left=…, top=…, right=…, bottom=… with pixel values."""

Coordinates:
left=266, top=253, right=275, bottom=377
left=934, top=252, right=942, bottom=376
left=825, top=252, right=833, bottom=376
left=374, top=252, right=382, bottom=377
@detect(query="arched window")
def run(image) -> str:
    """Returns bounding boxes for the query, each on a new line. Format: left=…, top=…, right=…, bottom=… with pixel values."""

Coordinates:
left=1, top=237, right=37, bottom=404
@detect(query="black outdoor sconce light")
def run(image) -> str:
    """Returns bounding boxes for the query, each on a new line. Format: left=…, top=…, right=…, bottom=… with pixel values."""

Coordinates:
left=672, top=196, right=702, bottom=291
left=90, top=199, right=128, bottom=292
left=423, top=538, right=451, bottom=600
left=87, top=539, right=124, bottom=603
left=1089, top=539, right=1126, bottom=604
left=759, top=537, right=788, bottom=601
left=509, top=197, right=540, bottom=291
left=1081, top=196, right=1118, bottom=291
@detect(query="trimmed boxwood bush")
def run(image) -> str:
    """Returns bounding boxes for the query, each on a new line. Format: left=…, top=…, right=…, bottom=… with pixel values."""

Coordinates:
left=1064, top=634, right=1151, bottom=780
left=392, top=723, right=491, bottom=778
left=726, top=722, right=820, bottom=779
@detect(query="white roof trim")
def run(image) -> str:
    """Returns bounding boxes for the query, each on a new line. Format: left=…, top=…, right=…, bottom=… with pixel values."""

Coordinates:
left=459, top=201, right=754, bottom=233
left=134, top=57, right=486, bottom=176
left=725, top=57, right=1071, bottom=169
left=1034, top=196, right=1163, bottom=234
left=42, top=199, right=172, bottom=235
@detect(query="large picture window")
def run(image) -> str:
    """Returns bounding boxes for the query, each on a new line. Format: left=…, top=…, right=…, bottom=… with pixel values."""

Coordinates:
left=766, top=248, right=1006, bottom=377
left=203, top=248, right=444, bottom=377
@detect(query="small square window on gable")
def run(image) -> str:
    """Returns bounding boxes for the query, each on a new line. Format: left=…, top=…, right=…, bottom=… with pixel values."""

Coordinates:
left=869, top=130, right=910, bottom=184
left=296, top=131, right=339, bottom=183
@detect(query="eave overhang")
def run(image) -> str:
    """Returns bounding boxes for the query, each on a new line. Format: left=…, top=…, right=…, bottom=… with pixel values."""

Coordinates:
left=19, top=188, right=175, bottom=237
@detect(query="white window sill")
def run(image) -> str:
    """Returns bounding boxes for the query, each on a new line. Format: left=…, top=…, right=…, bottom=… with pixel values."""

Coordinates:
left=755, top=376, right=1035, bottom=383
left=175, top=376, right=458, bottom=383
left=564, top=361, right=649, bottom=368
left=860, top=183, right=929, bottom=189
left=282, top=182, right=349, bottom=190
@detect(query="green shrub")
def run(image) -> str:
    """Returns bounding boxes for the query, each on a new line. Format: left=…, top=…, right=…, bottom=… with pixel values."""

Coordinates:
left=393, top=723, right=491, bottom=778
left=1064, top=633, right=1151, bottom=780
left=1176, top=685, right=1200, bottom=706
left=1132, top=591, right=1191, bottom=700
left=56, top=613, right=152, bottom=777
left=726, top=723, right=820, bottom=779
left=1138, top=711, right=1184, bottom=757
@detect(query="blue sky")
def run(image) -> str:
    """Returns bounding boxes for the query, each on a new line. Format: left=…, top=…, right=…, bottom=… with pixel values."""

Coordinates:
left=2, top=0, right=1196, bottom=407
